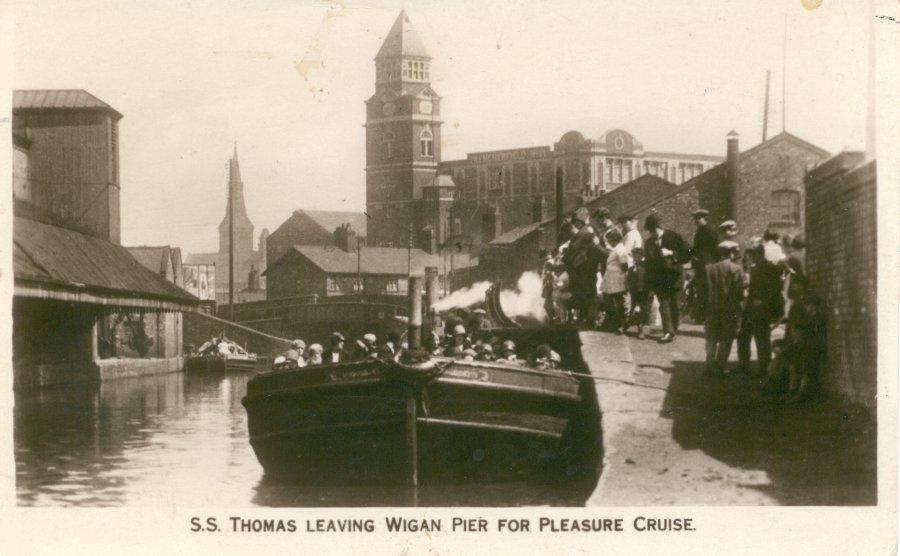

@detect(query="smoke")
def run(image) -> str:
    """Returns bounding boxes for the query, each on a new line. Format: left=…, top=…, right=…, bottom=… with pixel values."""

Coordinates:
left=432, top=281, right=492, bottom=312
left=498, top=271, right=547, bottom=322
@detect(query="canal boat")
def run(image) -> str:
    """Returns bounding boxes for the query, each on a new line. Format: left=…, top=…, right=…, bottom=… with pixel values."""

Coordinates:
left=186, top=337, right=259, bottom=373
left=242, top=331, right=599, bottom=485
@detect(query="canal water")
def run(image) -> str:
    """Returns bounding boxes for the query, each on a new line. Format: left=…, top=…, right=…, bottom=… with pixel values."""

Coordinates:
left=15, top=370, right=591, bottom=507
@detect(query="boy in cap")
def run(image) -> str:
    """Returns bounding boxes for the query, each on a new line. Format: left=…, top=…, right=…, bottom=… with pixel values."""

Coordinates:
left=626, top=246, right=651, bottom=339
left=703, top=241, right=745, bottom=375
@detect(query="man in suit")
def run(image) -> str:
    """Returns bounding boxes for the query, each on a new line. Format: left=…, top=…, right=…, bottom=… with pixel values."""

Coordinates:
left=644, top=213, right=691, bottom=343
left=690, top=209, right=719, bottom=322
left=737, top=245, right=785, bottom=376
left=704, top=241, right=745, bottom=375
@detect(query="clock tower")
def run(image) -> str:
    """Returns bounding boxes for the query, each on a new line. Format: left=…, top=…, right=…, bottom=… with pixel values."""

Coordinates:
left=365, top=10, right=443, bottom=247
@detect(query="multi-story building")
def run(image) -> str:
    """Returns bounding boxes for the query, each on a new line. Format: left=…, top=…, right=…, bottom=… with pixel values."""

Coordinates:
left=11, top=89, right=198, bottom=389
left=364, top=11, right=723, bottom=250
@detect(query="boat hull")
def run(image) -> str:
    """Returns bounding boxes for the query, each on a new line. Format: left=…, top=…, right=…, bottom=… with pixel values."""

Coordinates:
left=242, top=331, right=600, bottom=485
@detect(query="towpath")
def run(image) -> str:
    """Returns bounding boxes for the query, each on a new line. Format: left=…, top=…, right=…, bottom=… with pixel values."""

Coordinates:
left=583, top=324, right=876, bottom=506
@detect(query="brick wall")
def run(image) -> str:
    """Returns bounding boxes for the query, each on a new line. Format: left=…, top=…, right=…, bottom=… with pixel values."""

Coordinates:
left=805, top=153, right=876, bottom=409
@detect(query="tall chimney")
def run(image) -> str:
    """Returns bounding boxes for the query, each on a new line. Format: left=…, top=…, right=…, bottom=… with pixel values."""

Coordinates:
left=726, top=131, right=739, bottom=220
left=555, top=166, right=564, bottom=241
left=407, top=275, right=423, bottom=349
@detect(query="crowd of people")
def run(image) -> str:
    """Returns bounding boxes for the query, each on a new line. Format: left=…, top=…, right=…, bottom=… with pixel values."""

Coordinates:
left=541, top=206, right=825, bottom=401
left=274, top=324, right=563, bottom=372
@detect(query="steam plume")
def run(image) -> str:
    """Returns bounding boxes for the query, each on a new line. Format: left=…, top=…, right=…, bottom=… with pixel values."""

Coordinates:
left=432, top=281, right=492, bottom=312
left=498, top=271, right=547, bottom=322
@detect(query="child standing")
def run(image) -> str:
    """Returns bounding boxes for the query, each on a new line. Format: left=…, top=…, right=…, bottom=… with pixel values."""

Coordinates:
left=627, top=247, right=650, bottom=339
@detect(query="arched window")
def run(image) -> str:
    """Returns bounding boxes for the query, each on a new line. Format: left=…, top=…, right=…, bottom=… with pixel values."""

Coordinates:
left=771, top=189, right=801, bottom=224
left=420, top=128, right=434, bottom=157
left=384, top=131, right=395, bottom=160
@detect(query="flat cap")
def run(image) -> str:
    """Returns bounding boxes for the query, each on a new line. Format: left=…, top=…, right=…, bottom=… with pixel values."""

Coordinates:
left=718, top=220, right=737, bottom=229
left=692, top=209, right=709, bottom=218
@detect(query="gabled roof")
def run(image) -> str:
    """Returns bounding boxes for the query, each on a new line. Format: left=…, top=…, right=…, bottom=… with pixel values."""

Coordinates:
left=127, top=246, right=173, bottom=276
left=13, top=89, right=123, bottom=119
left=375, top=10, right=430, bottom=60
left=294, top=209, right=368, bottom=237
left=626, top=131, right=829, bottom=217
left=14, top=217, right=197, bottom=308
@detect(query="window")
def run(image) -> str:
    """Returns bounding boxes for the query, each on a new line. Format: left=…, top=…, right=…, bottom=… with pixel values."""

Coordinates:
left=771, top=189, right=801, bottom=224
left=384, top=131, right=394, bottom=160
left=326, top=277, right=340, bottom=294
left=386, top=279, right=400, bottom=294
left=420, top=128, right=434, bottom=157
left=453, top=217, right=462, bottom=236
left=397, top=278, right=408, bottom=294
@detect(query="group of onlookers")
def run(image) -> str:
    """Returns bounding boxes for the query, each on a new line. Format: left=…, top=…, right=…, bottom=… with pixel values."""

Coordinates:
left=542, top=205, right=824, bottom=401
left=543, top=208, right=694, bottom=343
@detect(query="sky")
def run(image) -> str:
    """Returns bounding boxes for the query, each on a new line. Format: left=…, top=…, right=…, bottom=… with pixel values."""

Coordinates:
left=12, top=0, right=872, bottom=255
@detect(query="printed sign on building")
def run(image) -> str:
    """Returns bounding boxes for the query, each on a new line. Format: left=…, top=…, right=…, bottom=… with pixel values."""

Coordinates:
left=183, top=264, right=216, bottom=300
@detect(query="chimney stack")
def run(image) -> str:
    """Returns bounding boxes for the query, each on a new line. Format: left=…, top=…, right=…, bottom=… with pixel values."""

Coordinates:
left=726, top=131, right=739, bottom=220
left=334, top=223, right=358, bottom=252
left=407, top=275, right=424, bottom=349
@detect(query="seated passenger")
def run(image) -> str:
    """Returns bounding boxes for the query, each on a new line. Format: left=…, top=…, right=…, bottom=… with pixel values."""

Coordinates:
left=461, top=348, right=478, bottom=362
left=444, top=324, right=470, bottom=358
left=533, top=344, right=561, bottom=370
left=474, top=343, right=494, bottom=362
left=379, top=332, right=402, bottom=358
left=499, top=340, right=523, bottom=365
left=284, top=339, right=307, bottom=367
left=305, top=343, right=324, bottom=366
left=355, top=333, right=379, bottom=359
left=424, top=332, right=443, bottom=356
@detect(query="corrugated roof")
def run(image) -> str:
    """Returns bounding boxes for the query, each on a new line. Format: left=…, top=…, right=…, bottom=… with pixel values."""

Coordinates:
left=14, top=217, right=196, bottom=305
left=376, top=10, right=430, bottom=60
left=295, top=209, right=368, bottom=237
left=13, top=89, right=123, bottom=118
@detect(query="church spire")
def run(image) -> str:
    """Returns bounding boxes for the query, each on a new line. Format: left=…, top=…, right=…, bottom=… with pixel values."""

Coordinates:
left=219, top=143, right=254, bottom=253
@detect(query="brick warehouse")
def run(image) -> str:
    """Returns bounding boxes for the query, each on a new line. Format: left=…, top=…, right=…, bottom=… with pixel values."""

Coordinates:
left=364, top=10, right=721, bottom=251
left=805, top=152, right=876, bottom=411
left=471, top=131, right=830, bottom=284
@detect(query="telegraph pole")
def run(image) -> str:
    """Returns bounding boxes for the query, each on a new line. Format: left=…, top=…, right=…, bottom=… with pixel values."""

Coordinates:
left=228, top=149, right=235, bottom=321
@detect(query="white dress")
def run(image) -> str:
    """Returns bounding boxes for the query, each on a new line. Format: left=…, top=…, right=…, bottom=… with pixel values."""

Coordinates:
left=601, top=243, right=630, bottom=294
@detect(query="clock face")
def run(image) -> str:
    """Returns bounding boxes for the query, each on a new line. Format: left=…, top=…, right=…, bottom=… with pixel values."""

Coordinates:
left=419, top=100, right=433, bottom=115
left=382, top=102, right=395, bottom=116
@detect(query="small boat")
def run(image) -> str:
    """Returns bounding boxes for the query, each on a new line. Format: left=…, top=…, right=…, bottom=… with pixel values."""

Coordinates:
left=186, top=337, right=259, bottom=373
left=241, top=327, right=601, bottom=485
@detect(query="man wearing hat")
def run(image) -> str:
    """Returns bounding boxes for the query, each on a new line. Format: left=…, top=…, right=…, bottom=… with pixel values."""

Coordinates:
left=703, top=240, right=745, bottom=375
left=690, top=209, right=718, bottom=322
left=468, top=308, right=491, bottom=333
left=323, top=331, right=349, bottom=364
left=561, top=207, right=605, bottom=327
left=643, top=213, right=691, bottom=343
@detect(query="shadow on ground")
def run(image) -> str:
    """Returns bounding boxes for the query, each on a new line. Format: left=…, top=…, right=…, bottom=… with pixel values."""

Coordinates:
left=658, top=359, right=876, bottom=505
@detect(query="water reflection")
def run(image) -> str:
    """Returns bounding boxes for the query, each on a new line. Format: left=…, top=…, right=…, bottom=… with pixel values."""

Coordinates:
left=16, top=371, right=590, bottom=507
